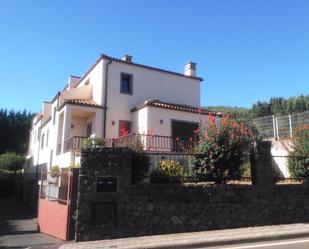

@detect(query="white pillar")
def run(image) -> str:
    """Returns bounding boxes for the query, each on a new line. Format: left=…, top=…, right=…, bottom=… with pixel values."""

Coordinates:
left=272, top=115, right=276, bottom=140
left=275, top=117, right=279, bottom=141
left=61, top=105, right=72, bottom=153
left=289, top=115, right=293, bottom=138
left=93, top=109, right=104, bottom=138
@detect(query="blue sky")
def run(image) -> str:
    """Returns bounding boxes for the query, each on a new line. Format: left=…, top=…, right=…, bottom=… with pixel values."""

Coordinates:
left=0, top=0, right=308, bottom=112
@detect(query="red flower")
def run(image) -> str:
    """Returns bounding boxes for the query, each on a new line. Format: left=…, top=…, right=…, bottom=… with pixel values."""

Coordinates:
left=193, top=128, right=200, bottom=134
left=208, top=114, right=215, bottom=125
left=175, top=137, right=180, bottom=142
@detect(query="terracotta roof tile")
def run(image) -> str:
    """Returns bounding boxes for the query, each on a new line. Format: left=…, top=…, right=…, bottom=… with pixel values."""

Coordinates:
left=131, top=100, right=223, bottom=117
left=64, top=98, right=102, bottom=108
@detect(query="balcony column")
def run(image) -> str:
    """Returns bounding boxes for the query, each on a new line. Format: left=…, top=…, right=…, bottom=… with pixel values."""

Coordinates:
left=93, top=109, right=104, bottom=138
left=61, top=105, right=72, bottom=153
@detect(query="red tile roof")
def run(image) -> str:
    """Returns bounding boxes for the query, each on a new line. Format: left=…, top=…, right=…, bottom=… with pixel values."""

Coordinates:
left=131, top=100, right=223, bottom=117
left=64, top=98, right=102, bottom=108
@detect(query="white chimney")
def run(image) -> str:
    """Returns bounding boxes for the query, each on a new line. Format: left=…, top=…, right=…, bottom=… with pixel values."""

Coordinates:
left=184, top=62, right=197, bottom=77
left=122, top=54, right=132, bottom=63
left=68, top=75, right=80, bottom=90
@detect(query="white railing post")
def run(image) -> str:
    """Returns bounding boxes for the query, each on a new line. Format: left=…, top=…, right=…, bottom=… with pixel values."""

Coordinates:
left=289, top=114, right=293, bottom=138
left=275, top=117, right=279, bottom=141
left=272, top=115, right=276, bottom=140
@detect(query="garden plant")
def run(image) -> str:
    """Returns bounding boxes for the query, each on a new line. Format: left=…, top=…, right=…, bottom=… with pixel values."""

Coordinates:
left=288, top=124, right=309, bottom=179
left=190, top=115, right=257, bottom=183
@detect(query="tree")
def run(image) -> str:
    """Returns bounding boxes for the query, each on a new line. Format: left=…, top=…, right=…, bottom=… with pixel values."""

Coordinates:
left=0, top=109, right=33, bottom=154
left=0, top=152, right=25, bottom=172
left=206, top=94, right=309, bottom=119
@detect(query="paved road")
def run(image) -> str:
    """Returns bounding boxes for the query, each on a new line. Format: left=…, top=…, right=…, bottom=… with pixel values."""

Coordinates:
left=0, top=197, right=63, bottom=249
left=203, top=237, right=309, bottom=249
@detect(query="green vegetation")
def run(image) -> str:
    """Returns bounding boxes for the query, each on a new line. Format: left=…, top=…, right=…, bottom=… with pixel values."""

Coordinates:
left=189, top=115, right=256, bottom=183
left=129, top=135, right=151, bottom=183
left=51, top=165, right=60, bottom=176
left=81, top=137, right=106, bottom=148
left=288, top=124, right=309, bottom=179
left=150, top=160, right=184, bottom=184
left=0, top=152, right=25, bottom=173
left=205, top=95, right=309, bottom=120
left=0, top=109, right=33, bottom=154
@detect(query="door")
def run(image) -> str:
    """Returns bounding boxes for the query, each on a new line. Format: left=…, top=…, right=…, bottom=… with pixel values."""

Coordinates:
left=86, top=122, right=92, bottom=137
left=172, top=121, right=199, bottom=151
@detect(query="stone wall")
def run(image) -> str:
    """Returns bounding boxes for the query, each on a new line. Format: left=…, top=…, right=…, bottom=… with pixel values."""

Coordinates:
left=75, top=143, right=309, bottom=241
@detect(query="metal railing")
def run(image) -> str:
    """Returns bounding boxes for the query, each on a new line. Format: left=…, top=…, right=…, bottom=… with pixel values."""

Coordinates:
left=40, top=170, right=70, bottom=203
left=106, top=133, right=197, bottom=152
left=252, top=111, right=309, bottom=140
left=131, top=152, right=252, bottom=184
left=63, top=136, right=87, bottom=153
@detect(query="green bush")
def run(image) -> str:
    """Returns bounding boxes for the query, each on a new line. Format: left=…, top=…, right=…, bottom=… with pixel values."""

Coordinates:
left=150, top=160, right=184, bottom=184
left=288, top=124, right=309, bottom=179
left=190, top=115, right=256, bottom=183
left=51, top=165, right=60, bottom=177
left=0, top=152, right=25, bottom=172
left=157, top=160, right=183, bottom=176
left=128, top=134, right=151, bottom=184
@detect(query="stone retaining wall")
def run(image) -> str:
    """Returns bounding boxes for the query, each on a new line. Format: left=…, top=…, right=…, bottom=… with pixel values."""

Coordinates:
left=75, top=143, right=309, bottom=241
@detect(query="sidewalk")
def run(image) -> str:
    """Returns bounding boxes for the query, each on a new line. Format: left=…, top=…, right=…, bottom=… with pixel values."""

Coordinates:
left=60, top=223, right=309, bottom=249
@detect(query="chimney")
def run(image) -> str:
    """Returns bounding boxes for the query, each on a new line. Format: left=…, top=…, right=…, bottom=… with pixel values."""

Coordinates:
left=184, top=62, right=197, bottom=77
left=122, top=54, right=132, bottom=63
left=68, top=75, right=80, bottom=90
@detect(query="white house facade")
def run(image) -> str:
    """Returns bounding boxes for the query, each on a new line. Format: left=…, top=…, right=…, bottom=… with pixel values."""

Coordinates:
left=25, top=54, right=222, bottom=172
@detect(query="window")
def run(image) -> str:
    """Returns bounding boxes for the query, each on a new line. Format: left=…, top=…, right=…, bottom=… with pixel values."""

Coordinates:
left=46, top=130, right=49, bottom=147
left=53, top=107, right=57, bottom=125
left=120, top=73, right=133, bottom=94
left=41, top=133, right=45, bottom=149
left=86, top=122, right=92, bottom=137
left=119, top=120, right=132, bottom=136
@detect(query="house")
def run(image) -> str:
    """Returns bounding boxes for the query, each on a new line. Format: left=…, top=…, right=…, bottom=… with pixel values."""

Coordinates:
left=25, top=53, right=222, bottom=172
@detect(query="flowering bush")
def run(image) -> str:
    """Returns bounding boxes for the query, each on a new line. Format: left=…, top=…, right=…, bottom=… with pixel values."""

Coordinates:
left=157, top=160, right=183, bottom=176
left=81, top=137, right=105, bottom=148
left=190, top=115, right=256, bottom=183
left=127, top=134, right=151, bottom=184
left=150, top=160, right=184, bottom=184
left=288, top=124, right=309, bottom=179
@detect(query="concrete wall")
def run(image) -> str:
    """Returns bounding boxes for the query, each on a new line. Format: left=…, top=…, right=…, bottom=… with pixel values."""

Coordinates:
left=135, top=106, right=206, bottom=137
left=75, top=142, right=309, bottom=242
left=59, top=85, right=92, bottom=106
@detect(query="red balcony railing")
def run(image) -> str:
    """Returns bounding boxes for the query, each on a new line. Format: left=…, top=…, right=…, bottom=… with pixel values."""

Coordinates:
left=62, top=134, right=198, bottom=153
left=106, top=133, right=198, bottom=152
left=63, top=136, right=87, bottom=153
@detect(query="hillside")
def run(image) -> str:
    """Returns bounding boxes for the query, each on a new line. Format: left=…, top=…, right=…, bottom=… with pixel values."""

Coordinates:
left=205, top=95, right=309, bottom=120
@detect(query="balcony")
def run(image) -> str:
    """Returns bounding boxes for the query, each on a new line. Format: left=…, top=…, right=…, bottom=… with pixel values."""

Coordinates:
left=63, top=136, right=87, bottom=153
left=106, top=133, right=198, bottom=152
left=62, top=134, right=197, bottom=153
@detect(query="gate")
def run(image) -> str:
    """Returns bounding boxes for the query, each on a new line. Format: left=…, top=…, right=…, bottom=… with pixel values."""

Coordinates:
left=38, top=168, right=79, bottom=240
